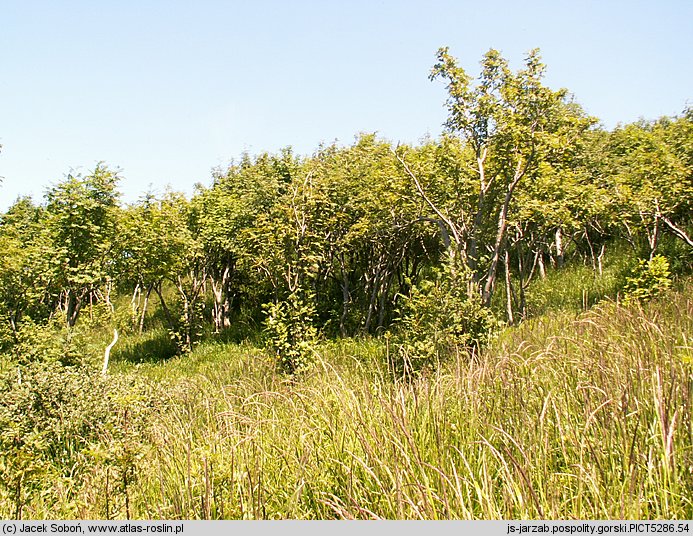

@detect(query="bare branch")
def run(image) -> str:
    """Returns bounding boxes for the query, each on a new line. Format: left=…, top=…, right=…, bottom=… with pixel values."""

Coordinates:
left=392, top=149, right=463, bottom=246
left=101, top=328, right=119, bottom=376
left=660, top=215, right=693, bottom=248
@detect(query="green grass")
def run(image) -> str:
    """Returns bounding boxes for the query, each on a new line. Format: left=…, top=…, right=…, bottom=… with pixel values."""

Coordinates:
left=3, top=279, right=692, bottom=519
left=520, top=247, right=632, bottom=317
left=89, top=283, right=693, bottom=518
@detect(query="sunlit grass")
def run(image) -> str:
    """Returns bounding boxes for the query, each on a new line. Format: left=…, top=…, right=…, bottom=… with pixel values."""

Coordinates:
left=3, top=281, right=691, bottom=519
left=108, top=281, right=691, bottom=520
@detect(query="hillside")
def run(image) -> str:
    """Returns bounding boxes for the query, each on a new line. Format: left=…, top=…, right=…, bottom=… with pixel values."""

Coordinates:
left=2, top=279, right=690, bottom=519
left=1, top=46, right=691, bottom=520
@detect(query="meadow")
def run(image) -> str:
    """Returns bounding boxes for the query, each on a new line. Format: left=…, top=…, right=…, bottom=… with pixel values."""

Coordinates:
left=2, top=273, right=690, bottom=519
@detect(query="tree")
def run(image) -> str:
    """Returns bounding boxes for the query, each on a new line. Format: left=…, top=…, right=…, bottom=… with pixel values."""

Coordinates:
left=44, top=164, right=120, bottom=327
left=117, top=191, right=203, bottom=352
left=0, top=198, right=48, bottom=340
left=117, top=191, right=192, bottom=334
left=605, top=112, right=693, bottom=258
left=195, top=150, right=295, bottom=332
left=401, top=47, right=593, bottom=307
left=305, top=135, right=437, bottom=335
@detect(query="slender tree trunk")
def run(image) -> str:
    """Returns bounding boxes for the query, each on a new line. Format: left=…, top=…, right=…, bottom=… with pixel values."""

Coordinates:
left=340, top=272, right=350, bottom=337
left=9, top=314, right=19, bottom=343
left=585, top=228, right=598, bottom=272
left=153, top=283, right=176, bottom=332
left=221, top=265, right=232, bottom=329
left=139, top=284, right=153, bottom=334
left=555, top=228, right=564, bottom=269
left=377, top=272, right=393, bottom=330
left=364, top=270, right=380, bottom=333
left=101, top=329, right=119, bottom=376
left=597, top=244, right=605, bottom=276
left=130, top=283, right=141, bottom=321
left=647, top=213, right=660, bottom=260
left=182, top=295, right=192, bottom=351
left=517, top=248, right=528, bottom=319
left=537, top=251, right=546, bottom=279
left=482, top=159, right=527, bottom=307
left=469, top=149, right=490, bottom=278
left=210, top=276, right=224, bottom=333
left=66, top=289, right=83, bottom=327
left=660, top=214, right=693, bottom=248
left=504, top=250, right=514, bottom=325
left=482, top=196, right=513, bottom=306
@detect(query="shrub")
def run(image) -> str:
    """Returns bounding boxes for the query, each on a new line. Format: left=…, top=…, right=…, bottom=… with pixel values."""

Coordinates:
left=6, top=318, right=82, bottom=366
left=623, top=254, right=672, bottom=304
left=263, top=290, right=318, bottom=374
left=394, top=264, right=498, bottom=376
left=0, top=362, right=159, bottom=518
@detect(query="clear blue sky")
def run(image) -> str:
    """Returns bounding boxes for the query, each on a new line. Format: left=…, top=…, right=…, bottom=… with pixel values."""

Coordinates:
left=1, top=0, right=691, bottom=210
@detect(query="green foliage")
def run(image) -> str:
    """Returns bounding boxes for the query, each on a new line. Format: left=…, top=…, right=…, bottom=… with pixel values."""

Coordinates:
left=44, top=164, right=121, bottom=327
left=263, top=291, right=318, bottom=374
left=95, top=279, right=691, bottom=520
left=394, top=264, right=498, bottom=375
left=1, top=46, right=693, bottom=519
left=0, top=198, right=51, bottom=335
left=623, top=255, right=672, bottom=304
left=2, top=279, right=692, bottom=519
left=116, top=192, right=194, bottom=291
left=4, top=318, right=81, bottom=366
left=603, top=112, right=693, bottom=257
left=0, top=362, right=159, bottom=518
left=428, top=47, right=596, bottom=307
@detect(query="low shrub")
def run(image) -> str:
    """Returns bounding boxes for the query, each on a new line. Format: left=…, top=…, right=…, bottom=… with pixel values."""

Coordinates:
left=623, top=254, right=672, bottom=304
left=0, top=361, right=160, bottom=518
left=394, top=264, right=498, bottom=376
left=263, top=290, right=319, bottom=374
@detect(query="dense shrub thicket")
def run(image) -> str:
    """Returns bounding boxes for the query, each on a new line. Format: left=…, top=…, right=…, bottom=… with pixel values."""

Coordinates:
left=0, top=363, right=160, bottom=518
left=1, top=48, right=691, bottom=369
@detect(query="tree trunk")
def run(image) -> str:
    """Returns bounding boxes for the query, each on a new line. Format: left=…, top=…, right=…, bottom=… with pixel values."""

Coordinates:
left=153, top=283, right=176, bottom=332
left=646, top=212, right=660, bottom=260
left=364, top=271, right=380, bottom=333
left=221, top=265, right=232, bottom=329
left=504, top=250, right=514, bottom=325
left=210, top=276, right=224, bottom=333
left=517, top=248, right=529, bottom=319
left=482, top=196, right=512, bottom=306
left=9, top=315, right=19, bottom=343
left=139, top=284, right=153, bottom=334
left=130, top=283, right=141, bottom=321
left=482, top=160, right=527, bottom=307
left=555, top=228, right=564, bottom=269
left=66, top=289, right=83, bottom=327
left=537, top=251, right=546, bottom=279
left=597, top=244, right=605, bottom=276
left=340, top=274, right=350, bottom=337
left=377, top=272, right=393, bottom=330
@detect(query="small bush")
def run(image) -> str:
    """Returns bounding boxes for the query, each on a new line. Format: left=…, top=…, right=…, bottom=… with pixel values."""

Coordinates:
left=263, top=291, right=318, bottom=374
left=623, top=254, right=672, bottom=304
left=0, top=362, right=159, bottom=518
left=6, top=318, right=82, bottom=366
left=394, top=264, right=498, bottom=376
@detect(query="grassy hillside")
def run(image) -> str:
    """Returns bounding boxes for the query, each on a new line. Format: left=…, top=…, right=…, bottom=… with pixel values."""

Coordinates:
left=3, top=279, right=690, bottom=519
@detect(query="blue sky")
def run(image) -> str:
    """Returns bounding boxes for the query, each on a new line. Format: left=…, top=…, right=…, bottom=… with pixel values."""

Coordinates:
left=1, top=0, right=691, bottom=210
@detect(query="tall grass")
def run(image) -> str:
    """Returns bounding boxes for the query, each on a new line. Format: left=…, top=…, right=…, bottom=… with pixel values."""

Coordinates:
left=519, top=247, right=633, bottom=317
left=112, top=283, right=691, bottom=519
left=4, top=283, right=691, bottom=519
